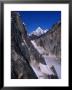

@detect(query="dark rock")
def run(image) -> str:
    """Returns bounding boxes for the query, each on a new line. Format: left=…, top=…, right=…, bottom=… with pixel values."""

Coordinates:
left=11, top=11, right=46, bottom=79
left=11, top=12, right=37, bottom=79
left=50, top=65, right=59, bottom=79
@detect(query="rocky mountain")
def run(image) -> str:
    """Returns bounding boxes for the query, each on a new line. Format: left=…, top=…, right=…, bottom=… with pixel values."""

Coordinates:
left=31, top=21, right=61, bottom=78
left=34, top=21, right=61, bottom=60
left=11, top=12, right=49, bottom=79
left=29, top=27, right=47, bottom=36
left=29, top=27, right=48, bottom=40
left=11, top=11, right=60, bottom=79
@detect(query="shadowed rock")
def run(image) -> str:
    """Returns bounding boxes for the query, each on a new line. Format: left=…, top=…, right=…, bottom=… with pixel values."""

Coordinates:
left=11, top=11, right=46, bottom=79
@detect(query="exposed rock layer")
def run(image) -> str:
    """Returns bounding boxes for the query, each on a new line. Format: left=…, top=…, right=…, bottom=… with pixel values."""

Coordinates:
left=34, top=21, right=61, bottom=60
left=11, top=12, right=46, bottom=79
left=11, top=11, right=61, bottom=79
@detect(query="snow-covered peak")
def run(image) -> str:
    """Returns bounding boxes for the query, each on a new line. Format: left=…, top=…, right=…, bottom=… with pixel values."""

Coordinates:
left=35, top=27, right=44, bottom=33
left=32, top=27, right=44, bottom=36
left=29, top=27, right=48, bottom=36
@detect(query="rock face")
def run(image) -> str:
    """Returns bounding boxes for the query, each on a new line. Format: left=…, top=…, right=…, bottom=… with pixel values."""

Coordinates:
left=11, top=11, right=61, bottom=79
left=34, top=21, right=61, bottom=60
left=30, top=21, right=61, bottom=78
left=11, top=12, right=46, bottom=79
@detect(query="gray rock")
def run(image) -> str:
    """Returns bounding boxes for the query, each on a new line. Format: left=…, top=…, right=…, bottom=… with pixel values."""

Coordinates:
left=35, top=21, right=61, bottom=60
left=11, top=12, right=46, bottom=79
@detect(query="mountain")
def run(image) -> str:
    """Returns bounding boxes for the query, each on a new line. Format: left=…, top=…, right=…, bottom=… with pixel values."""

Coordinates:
left=11, top=12, right=48, bottom=79
left=34, top=21, right=61, bottom=60
left=29, top=27, right=48, bottom=40
left=11, top=12, right=60, bottom=79
left=31, top=21, right=61, bottom=78
left=29, top=27, right=48, bottom=36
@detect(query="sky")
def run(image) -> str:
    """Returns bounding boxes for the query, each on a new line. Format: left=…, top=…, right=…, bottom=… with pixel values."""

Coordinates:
left=17, top=11, right=61, bottom=33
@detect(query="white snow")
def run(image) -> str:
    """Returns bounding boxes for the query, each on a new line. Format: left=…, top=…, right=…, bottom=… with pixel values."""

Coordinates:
left=23, top=22, right=25, bottom=25
left=43, top=55, right=61, bottom=78
left=31, top=40, right=46, bottom=55
left=30, top=59, right=54, bottom=79
left=39, top=63, right=54, bottom=75
left=31, top=40, right=61, bottom=79
left=29, top=27, right=48, bottom=36
left=22, top=21, right=26, bottom=26
left=44, top=29, right=48, bottom=33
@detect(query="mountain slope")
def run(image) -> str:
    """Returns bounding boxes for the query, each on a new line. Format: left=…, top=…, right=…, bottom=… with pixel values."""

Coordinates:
left=11, top=12, right=38, bottom=79
left=30, top=21, right=61, bottom=78
left=11, top=12, right=50, bottom=79
left=31, top=40, right=61, bottom=78
left=11, top=12, right=60, bottom=79
left=29, top=27, right=48, bottom=36
left=34, top=21, right=61, bottom=60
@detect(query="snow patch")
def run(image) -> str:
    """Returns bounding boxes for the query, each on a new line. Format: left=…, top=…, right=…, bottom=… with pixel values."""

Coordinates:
left=31, top=40, right=46, bottom=55
left=31, top=40, right=61, bottom=79
left=30, top=59, right=54, bottom=79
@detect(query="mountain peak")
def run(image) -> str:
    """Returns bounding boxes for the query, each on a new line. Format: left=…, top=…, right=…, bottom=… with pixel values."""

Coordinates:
left=29, top=27, right=48, bottom=36
left=36, top=27, right=43, bottom=30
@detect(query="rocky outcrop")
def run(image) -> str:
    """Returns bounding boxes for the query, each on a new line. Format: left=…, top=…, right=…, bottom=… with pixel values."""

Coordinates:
left=11, top=11, right=60, bottom=79
left=11, top=12, right=46, bottom=79
left=35, top=21, right=61, bottom=60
